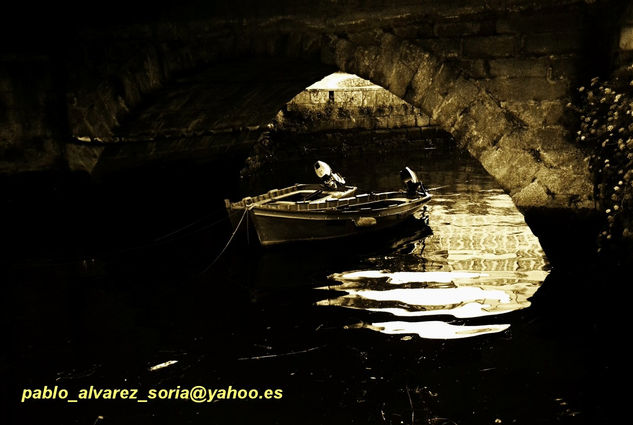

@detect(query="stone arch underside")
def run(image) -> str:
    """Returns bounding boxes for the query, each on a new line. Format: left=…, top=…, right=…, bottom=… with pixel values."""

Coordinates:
left=62, top=14, right=598, bottom=210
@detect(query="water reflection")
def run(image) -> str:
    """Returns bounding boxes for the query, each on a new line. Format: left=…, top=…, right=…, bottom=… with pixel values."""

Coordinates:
left=356, top=321, right=511, bottom=339
left=317, top=168, right=550, bottom=340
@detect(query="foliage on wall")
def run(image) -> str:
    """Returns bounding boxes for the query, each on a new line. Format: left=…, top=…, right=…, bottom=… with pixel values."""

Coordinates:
left=574, top=66, right=633, bottom=253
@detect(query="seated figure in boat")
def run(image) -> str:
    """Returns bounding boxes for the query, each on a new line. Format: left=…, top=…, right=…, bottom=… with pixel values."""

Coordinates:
left=400, top=166, right=428, bottom=198
left=314, top=160, right=346, bottom=190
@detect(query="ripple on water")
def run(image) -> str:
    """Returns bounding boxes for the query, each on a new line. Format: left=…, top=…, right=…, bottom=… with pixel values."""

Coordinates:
left=317, top=173, right=550, bottom=340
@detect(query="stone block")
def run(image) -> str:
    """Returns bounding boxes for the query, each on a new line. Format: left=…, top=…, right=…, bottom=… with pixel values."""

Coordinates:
left=512, top=179, right=551, bottom=208
left=334, top=38, right=355, bottom=72
left=481, top=77, right=569, bottom=101
left=387, top=59, right=416, bottom=98
left=478, top=147, right=513, bottom=184
left=462, top=35, right=517, bottom=58
left=393, top=23, right=435, bottom=39
left=347, top=29, right=384, bottom=46
left=534, top=167, right=591, bottom=202
left=496, top=10, right=584, bottom=34
left=431, top=77, right=480, bottom=128
left=337, top=90, right=363, bottom=107
left=351, top=44, right=380, bottom=83
left=488, top=58, right=548, bottom=78
left=501, top=100, right=566, bottom=127
left=501, top=151, right=542, bottom=190
left=531, top=126, right=571, bottom=151
left=538, top=146, right=587, bottom=172
left=418, top=87, right=445, bottom=121
left=416, top=38, right=461, bottom=58
left=416, top=63, right=462, bottom=118
left=434, top=21, right=481, bottom=37
left=620, top=26, right=633, bottom=50
left=523, top=32, right=582, bottom=55
left=374, top=90, right=395, bottom=105
left=468, top=98, right=514, bottom=145
left=462, top=132, right=492, bottom=158
left=548, top=55, right=580, bottom=80
left=387, top=41, right=424, bottom=98
left=398, top=41, right=427, bottom=68
left=368, top=33, right=402, bottom=90
left=402, top=52, right=441, bottom=109
left=459, top=59, right=490, bottom=78
left=497, top=128, right=535, bottom=151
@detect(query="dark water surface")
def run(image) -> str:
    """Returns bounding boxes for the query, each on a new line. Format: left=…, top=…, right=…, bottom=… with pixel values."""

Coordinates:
left=5, top=143, right=621, bottom=424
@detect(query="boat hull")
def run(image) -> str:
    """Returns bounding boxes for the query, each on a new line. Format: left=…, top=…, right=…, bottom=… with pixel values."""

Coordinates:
left=249, top=195, right=430, bottom=246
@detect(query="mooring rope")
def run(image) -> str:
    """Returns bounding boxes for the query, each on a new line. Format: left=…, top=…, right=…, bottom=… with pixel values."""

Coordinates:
left=152, top=214, right=229, bottom=243
left=200, top=207, right=249, bottom=274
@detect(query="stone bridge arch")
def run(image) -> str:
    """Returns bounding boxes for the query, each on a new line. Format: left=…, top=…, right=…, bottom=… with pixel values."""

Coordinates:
left=321, top=31, right=593, bottom=209
left=61, top=27, right=593, bottom=209
left=8, top=0, right=627, bottom=211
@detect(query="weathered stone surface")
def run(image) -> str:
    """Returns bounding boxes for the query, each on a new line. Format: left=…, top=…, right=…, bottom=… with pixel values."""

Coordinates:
left=538, top=144, right=586, bottom=171
left=402, top=51, right=441, bottom=109
left=488, top=58, right=548, bottom=78
left=481, top=77, right=569, bottom=101
left=386, top=41, right=423, bottom=98
left=415, top=38, right=462, bottom=59
left=350, top=44, right=380, bottom=79
left=535, top=167, right=589, bottom=202
left=512, top=180, right=551, bottom=207
left=434, top=21, right=481, bottom=37
left=392, top=23, right=435, bottom=39
left=477, top=146, right=540, bottom=193
left=431, top=77, right=480, bottom=128
left=374, top=33, right=404, bottom=94
left=620, top=26, right=633, bottom=50
left=334, top=38, right=355, bottom=71
left=463, top=35, right=517, bottom=58
left=496, top=10, right=584, bottom=34
left=459, top=58, right=489, bottom=78
left=501, top=100, right=566, bottom=127
left=523, top=31, right=582, bottom=55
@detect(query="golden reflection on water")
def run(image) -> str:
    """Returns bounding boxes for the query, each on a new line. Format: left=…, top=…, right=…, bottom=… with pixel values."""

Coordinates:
left=318, top=184, right=550, bottom=340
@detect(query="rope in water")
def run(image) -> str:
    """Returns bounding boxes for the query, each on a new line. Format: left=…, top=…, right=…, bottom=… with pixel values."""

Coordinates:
left=153, top=213, right=225, bottom=243
left=200, top=207, right=249, bottom=274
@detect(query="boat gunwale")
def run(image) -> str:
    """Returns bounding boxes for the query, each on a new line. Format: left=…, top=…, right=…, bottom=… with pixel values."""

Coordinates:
left=250, top=192, right=431, bottom=220
left=224, top=184, right=358, bottom=210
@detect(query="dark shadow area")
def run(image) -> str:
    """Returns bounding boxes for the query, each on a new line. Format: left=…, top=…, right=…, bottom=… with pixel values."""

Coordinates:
left=523, top=208, right=603, bottom=266
left=4, top=136, right=623, bottom=425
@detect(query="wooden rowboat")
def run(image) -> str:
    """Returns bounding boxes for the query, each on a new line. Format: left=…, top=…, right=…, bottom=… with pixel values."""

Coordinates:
left=224, top=162, right=431, bottom=246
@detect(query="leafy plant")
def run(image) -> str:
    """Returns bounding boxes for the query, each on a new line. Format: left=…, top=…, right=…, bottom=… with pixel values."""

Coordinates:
left=573, top=66, right=633, bottom=253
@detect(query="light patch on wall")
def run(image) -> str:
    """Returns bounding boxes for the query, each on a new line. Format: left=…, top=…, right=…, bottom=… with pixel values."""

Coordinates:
left=306, top=72, right=380, bottom=90
left=620, top=26, right=633, bottom=50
